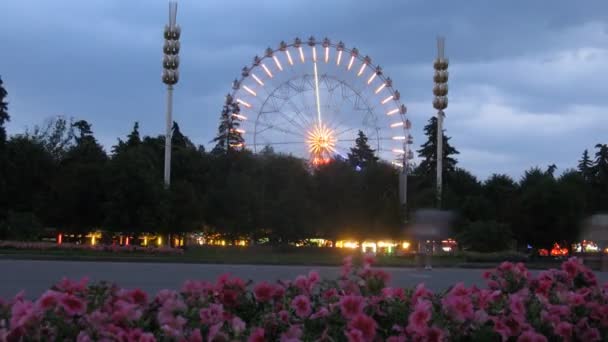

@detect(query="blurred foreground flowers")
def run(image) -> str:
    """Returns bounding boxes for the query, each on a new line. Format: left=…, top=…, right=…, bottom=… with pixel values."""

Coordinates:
left=0, top=256, right=606, bottom=341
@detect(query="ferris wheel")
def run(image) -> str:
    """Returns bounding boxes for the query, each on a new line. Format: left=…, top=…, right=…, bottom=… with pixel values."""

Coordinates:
left=230, top=37, right=414, bottom=168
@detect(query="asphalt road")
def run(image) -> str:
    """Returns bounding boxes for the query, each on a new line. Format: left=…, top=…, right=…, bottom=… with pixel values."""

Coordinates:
left=1, top=260, right=607, bottom=299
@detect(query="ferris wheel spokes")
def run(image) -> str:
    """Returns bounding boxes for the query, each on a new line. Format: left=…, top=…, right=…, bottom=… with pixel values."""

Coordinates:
left=229, top=37, right=412, bottom=164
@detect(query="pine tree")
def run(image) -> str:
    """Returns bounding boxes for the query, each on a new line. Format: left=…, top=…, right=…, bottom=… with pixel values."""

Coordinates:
left=416, top=116, right=459, bottom=177
left=212, top=94, right=244, bottom=154
left=0, top=76, right=9, bottom=146
left=126, top=122, right=141, bottom=147
left=592, top=144, right=608, bottom=179
left=172, top=122, right=194, bottom=149
left=578, top=149, right=593, bottom=180
left=347, top=130, right=378, bottom=168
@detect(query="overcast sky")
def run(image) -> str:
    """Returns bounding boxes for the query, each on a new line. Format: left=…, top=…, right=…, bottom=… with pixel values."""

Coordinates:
left=1, top=0, right=607, bottom=180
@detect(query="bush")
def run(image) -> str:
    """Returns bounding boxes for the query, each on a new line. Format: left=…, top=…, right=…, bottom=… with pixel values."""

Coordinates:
left=458, top=220, right=514, bottom=252
left=0, top=211, right=44, bottom=241
left=0, top=257, right=606, bottom=340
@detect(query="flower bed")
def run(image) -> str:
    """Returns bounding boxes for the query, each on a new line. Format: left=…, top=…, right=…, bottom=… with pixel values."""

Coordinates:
left=0, top=257, right=606, bottom=341
left=0, top=241, right=183, bottom=255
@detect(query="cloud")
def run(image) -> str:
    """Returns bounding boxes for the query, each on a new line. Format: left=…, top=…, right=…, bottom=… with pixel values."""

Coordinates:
left=1, top=0, right=607, bottom=180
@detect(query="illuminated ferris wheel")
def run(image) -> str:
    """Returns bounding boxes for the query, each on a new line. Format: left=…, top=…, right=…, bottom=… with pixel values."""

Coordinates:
left=230, top=37, right=414, bottom=167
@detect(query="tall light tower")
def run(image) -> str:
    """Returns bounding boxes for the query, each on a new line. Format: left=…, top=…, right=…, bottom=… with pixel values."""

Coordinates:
left=162, top=1, right=181, bottom=187
left=433, top=37, right=448, bottom=208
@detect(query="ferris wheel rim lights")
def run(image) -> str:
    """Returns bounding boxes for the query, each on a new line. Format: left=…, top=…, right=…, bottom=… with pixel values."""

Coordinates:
left=229, top=36, right=412, bottom=164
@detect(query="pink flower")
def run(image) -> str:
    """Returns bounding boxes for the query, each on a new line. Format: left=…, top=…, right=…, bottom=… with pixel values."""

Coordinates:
left=561, top=258, right=581, bottom=278
left=219, top=289, right=239, bottom=307
left=323, top=288, right=338, bottom=301
left=339, top=295, right=366, bottom=319
left=76, top=331, right=92, bottom=342
left=342, top=256, right=353, bottom=277
left=291, top=295, right=312, bottom=318
left=579, top=327, right=601, bottom=342
left=231, top=316, right=246, bottom=334
left=295, top=275, right=310, bottom=293
left=382, top=287, right=406, bottom=300
left=363, top=253, right=376, bottom=267
left=555, top=322, right=573, bottom=341
left=59, top=293, right=86, bottom=316
left=126, top=288, right=148, bottom=305
left=308, top=270, right=320, bottom=286
left=311, top=307, right=330, bottom=319
left=111, top=299, right=142, bottom=321
left=187, top=329, right=203, bottom=342
left=370, top=269, right=391, bottom=284
left=474, top=309, right=489, bottom=324
left=425, top=326, right=446, bottom=342
left=348, top=314, right=377, bottom=341
left=535, top=279, right=553, bottom=296
left=411, top=283, right=432, bottom=303
left=516, top=330, right=548, bottom=342
left=345, top=329, right=365, bottom=342
left=280, top=325, right=303, bottom=342
left=475, top=289, right=500, bottom=309
left=199, top=303, right=224, bottom=325
left=509, top=294, right=526, bottom=318
left=448, top=282, right=470, bottom=297
left=407, top=300, right=432, bottom=335
left=278, top=309, right=290, bottom=322
left=36, top=290, right=61, bottom=310
left=442, top=294, right=474, bottom=322
left=10, top=300, right=37, bottom=330
left=55, top=277, right=88, bottom=294
left=567, top=292, right=585, bottom=306
left=207, top=322, right=225, bottom=341
left=253, top=282, right=275, bottom=302
left=273, top=285, right=286, bottom=300
left=248, top=327, right=265, bottom=342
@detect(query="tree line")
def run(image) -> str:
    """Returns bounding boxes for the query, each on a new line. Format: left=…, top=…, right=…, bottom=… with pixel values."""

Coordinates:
left=0, top=77, right=607, bottom=250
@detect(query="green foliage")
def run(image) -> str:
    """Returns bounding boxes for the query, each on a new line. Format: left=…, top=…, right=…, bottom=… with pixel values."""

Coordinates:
left=0, top=211, right=44, bottom=241
left=0, top=76, right=9, bottom=146
left=212, top=95, right=244, bottom=154
left=347, top=130, right=378, bottom=168
left=26, top=116, right=75, bottom=160
left=416, top=116, right=459, bottom=179
left=457, top=221, right=513, bottom=252
left=0, top=105, right=606, bottom=251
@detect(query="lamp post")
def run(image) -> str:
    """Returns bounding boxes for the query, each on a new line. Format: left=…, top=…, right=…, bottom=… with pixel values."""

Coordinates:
left=433, top=36, right=448, bottom=208
left=162, top=1, right=180, bottom=187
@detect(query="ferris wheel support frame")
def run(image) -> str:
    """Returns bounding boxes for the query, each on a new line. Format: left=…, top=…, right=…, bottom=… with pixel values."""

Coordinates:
left=229, top=37, right=414, bottom=207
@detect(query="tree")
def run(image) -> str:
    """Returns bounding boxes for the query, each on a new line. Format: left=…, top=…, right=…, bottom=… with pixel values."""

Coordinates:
left=592, top=144, right=608, bottom=179
left=41, top=120, right=107, bottom=233
left=416, top=116, right=459, bottom=178
left=458, top=221, right=514, bottom=252
left=104, top=136, right=165, bottom=235
left=591, top=144, right=608, bottom=212
left=347, top=130, right=378, bottom=168
left=513, top=167, right=562, bottom=248
left=3, top=136, right=55, bottom=218
left=578, top=149, right=594, bottom=181
left=0, top=76, right=9, bottom=223
left=26, top=116, right=75, bottom=160
left=212, top=94, right=244, bottom=154
left=113, top=122, right=143, bottom=156
left=0, top=76, right=9, bottom=146
left=483, top=174, right=518, bottom=224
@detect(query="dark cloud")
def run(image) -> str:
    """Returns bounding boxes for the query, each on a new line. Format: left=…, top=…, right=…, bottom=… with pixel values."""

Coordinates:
left=1, top=0, right=607, bottom=180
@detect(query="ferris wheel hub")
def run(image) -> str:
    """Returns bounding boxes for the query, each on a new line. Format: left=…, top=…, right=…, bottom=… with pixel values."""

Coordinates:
left=307, top=123, right=336, bottom=166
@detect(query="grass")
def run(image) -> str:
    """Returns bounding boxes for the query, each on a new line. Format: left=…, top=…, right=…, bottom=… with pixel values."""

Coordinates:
left=0, top=245, right=579, bottom=269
